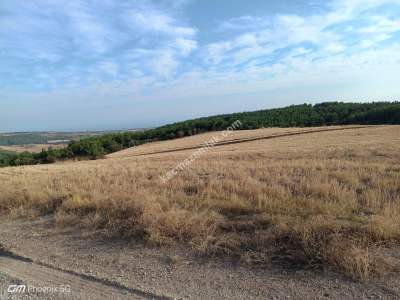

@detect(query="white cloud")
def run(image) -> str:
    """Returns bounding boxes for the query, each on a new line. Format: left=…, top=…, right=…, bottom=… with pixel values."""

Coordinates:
left=205, top=42, right=233, bottom=64
left=98, top=61, right=119, bottom=77
left=0, top=0, right=200, bottom=90
left=1, top=0, right=400, bottom=129
left=218, top=15, right=270, bottom=31
left=323, top=42, right=346, bottom=53
left=150, top=49, right=178, bottom=77
left=150, top=42, right=400, bottom=103
left=128, top=9, right=196, bottom=37
left=175, top=38, right=198, bottom=56
left=206, top=0, right=400, bottom=70
left=360, top=15, right=400, bottom=34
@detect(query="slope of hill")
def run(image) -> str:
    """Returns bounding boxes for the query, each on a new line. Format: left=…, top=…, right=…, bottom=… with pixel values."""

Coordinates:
left=108, top=125, right=368, bottom=158
left=1, top=101, right=399, bottom=167
left=1, top=126, right=399, bottom=284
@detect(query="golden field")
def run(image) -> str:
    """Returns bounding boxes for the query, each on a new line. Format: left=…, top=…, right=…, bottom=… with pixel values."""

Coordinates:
left=1, top=126, right=399, bottom=280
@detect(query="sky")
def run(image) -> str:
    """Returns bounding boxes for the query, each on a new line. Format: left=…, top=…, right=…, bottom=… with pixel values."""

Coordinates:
left=1, top=0, right=400, bottom=131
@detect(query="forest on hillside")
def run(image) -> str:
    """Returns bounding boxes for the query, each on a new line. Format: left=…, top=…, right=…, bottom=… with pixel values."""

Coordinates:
left=1, top=101, right=399, bottom=167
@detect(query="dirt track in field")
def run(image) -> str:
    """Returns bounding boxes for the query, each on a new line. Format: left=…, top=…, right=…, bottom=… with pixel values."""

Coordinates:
left=124, top=126, right=369, bottom=157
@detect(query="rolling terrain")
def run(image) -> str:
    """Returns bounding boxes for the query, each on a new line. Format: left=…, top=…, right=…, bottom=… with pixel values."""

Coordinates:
left=2, top=102, right=399, bottom=167
left=0, top=125, right=399, bottom=299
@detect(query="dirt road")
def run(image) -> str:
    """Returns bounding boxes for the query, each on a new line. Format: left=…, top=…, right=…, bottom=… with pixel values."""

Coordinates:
left=0, top=255, right=151, bottom=299
left=1, top=217, right=399, bottom=300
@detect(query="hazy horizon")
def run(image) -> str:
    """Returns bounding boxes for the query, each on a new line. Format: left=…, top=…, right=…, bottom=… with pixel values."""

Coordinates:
left=1, top=0, right=400, bottom=132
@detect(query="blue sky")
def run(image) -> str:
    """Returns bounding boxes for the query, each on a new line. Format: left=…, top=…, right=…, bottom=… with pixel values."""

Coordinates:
left=1, top=0, right=400, bottom=131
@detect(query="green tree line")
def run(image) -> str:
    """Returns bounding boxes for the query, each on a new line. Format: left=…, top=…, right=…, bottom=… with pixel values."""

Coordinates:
left=0, top=148, right=16, bottom=163
left=1, top=101, right=399, bottom=167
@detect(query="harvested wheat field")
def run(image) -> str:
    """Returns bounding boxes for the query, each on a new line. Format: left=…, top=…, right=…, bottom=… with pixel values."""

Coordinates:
left=1, top=125, right=400, bottom=299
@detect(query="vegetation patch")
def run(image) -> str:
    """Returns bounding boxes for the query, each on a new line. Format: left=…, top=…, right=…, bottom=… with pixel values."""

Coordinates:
left=0, top=148, right=15, bottom=163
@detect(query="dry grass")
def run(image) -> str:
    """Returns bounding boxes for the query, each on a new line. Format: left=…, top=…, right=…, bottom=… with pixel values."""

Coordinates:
left=1, top=126, right=399, bottom=280
left=108, top=125, right=362, bottom=158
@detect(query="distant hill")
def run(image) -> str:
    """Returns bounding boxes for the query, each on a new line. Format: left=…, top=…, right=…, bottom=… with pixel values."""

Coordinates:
left=0, top=130, right=134, bottom=146
left=0, top=133, right=54, bottom=146
left=1, top=101, right=399, bottom=167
